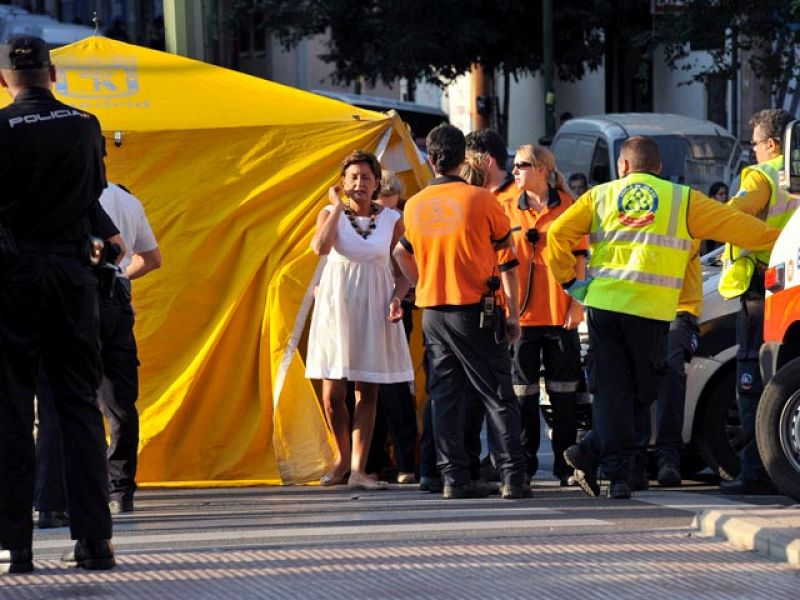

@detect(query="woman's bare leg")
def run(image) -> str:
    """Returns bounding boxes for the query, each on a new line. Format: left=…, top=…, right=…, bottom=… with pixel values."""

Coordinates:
left=322, top=379, right=350, bottom=478
left=350, top=381, right=379, bottom=476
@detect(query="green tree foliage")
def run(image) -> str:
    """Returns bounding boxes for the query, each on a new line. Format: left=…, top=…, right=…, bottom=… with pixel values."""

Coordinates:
left=655, top=0, right=800, bottom=96
left=227, top=0, right=605, bottom=87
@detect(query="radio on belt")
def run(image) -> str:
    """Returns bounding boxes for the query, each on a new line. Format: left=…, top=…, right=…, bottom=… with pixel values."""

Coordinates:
left=480, top=275, right=501, bottom=330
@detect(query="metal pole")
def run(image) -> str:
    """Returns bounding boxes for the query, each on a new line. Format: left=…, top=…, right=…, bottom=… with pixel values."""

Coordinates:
left=163, top=0, right=189, bottom=56
left=542, top=0, right=555, bottom=143
left=731, top=26, right=739, bottom=140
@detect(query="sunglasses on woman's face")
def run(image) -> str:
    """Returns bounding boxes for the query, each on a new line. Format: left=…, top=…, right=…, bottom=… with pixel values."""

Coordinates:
left=513, top=161, right=533, bottom=170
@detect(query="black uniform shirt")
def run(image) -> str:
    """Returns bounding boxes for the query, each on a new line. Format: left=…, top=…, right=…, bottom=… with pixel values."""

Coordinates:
left=0, top=87, right=108, bottom=243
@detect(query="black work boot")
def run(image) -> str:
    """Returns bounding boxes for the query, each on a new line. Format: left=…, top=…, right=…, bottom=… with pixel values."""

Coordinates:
left=37, top=510, right=69, bottom=529
left=109, top=498, right=134, bottom=515
left=657, top=463, right=681, bottom=487
left=0, top=548, right=33, bottom=574
left=500, top=483, right=533, bottom=499
left=608, top=480, right=632, bottom=499
left=61, top=539, right=116, bottom=571
left=442, top=481, right=492, bottom=499
left=563, top=444, right=600, bottom=497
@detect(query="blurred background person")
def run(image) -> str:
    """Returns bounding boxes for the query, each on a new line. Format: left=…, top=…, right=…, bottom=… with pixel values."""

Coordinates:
left=568, top=173, right=589, bottom=198
left=461, top=152, right=489, bottom=187
left=505, top=145, right=586, bottom=486
left=700, top=181, right=729, bottom=255
left=366, top=170, right=419, bottom=484
left=307, top=151, right=414, bottom=491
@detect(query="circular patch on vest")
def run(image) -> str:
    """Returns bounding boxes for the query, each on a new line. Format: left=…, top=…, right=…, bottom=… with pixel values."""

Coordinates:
left=617, top=183, right=659, bottom=227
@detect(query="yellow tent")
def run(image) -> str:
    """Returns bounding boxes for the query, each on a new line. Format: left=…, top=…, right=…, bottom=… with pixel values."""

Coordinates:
left=8, top=37, right=431, bottom=486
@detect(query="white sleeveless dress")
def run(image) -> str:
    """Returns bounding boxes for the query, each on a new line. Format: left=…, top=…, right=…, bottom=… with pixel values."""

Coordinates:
left=305, top=205, right=414, bottom=383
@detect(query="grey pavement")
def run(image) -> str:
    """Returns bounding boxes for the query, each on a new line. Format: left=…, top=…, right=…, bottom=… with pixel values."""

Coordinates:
left=2, top=483, right=799, bottom=600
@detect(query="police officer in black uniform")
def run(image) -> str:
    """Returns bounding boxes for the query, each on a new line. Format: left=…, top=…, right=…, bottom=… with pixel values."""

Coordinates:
left=0, top=36, right=120, bottom=574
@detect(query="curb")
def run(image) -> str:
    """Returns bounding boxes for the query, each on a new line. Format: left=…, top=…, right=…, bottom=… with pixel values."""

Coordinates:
left=693, top=506, right=800, bottom=568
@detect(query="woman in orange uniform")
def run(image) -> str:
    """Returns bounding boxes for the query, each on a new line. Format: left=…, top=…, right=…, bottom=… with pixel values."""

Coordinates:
left=504, top=144, right=588, bottom=485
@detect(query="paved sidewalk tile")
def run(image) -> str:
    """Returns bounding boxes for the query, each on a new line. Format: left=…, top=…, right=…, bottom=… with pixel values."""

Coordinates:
left=2, top=531, right=799, bottom=600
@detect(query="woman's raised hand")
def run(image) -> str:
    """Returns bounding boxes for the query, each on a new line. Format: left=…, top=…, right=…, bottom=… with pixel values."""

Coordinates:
left=328, top=185, right=344, bottom=206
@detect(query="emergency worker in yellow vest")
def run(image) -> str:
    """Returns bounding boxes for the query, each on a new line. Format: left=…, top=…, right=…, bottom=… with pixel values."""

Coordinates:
left=718, top=108, right=799, bottom=495
left=547, top=136, right=780, bottom=499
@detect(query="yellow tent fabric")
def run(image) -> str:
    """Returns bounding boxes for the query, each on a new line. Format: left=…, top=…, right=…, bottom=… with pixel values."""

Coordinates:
left=3, top=37, right=431, bottom=486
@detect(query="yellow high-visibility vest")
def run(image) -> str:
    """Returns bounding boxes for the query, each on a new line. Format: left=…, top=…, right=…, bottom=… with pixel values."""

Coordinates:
left=585, top=173, right=693, bottom=321
left=719, top=155, right=800, bottom=299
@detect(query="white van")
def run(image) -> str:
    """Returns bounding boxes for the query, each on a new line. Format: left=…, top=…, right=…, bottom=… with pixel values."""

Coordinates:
left=551, top=113, right=748, bottom=194
left=0, top=13, right=95, bottom=48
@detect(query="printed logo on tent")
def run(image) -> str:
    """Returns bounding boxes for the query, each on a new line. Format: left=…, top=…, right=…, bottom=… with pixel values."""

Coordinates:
left=56, top=58, right=139, bottom=99
left=617, top=183, right=658, bottom=227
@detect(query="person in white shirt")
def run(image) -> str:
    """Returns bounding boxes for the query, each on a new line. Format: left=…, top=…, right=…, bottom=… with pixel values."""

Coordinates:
left=97, top=183, right=161, bottom=513
left=35, top=183, right=161, bottom=522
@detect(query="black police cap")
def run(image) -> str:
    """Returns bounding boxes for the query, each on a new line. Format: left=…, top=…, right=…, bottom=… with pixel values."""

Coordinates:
left=0, top=36, right=50, bottom=70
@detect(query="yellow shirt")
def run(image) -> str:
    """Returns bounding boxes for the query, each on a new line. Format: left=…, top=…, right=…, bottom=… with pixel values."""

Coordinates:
left=727, top=167, right=771, bottom=217
left=547, top=187, right=781, bottom=294
left=676, top=239, right=702, bottom=317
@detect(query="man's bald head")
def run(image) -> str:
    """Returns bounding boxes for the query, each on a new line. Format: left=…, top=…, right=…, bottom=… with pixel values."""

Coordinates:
left=618, top=136, right=661, bottom=176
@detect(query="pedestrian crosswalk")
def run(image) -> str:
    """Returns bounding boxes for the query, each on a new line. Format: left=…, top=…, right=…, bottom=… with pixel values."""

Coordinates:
left=32, top=486, right=614, bottom=556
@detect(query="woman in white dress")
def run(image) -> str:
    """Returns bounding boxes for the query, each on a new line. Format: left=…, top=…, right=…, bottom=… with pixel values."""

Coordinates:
left=307, top=151, right=414, bottom=490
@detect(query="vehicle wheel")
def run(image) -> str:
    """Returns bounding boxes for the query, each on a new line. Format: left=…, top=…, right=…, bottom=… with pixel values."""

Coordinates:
left=696, top=367, right=742, bottom=480
left=756, top=357, right=800, bottom=502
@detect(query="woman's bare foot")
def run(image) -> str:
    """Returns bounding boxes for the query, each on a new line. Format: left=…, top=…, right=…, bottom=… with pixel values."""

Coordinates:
left=347, top=471, right=388, bottom=490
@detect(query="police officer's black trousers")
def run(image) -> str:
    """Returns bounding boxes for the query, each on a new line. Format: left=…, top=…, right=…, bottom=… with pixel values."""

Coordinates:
left=99, top=295, right=140, bottom=502
left=34, top=373, right=67, bottom=512
left=422, top=306, right=525, bottom=487
left=586, top=307, right=668, bottom=482
left=636, top=312, right=699, bottom=469
left=0, top=254, right=112, bottom=550
left=736, top=271, right=769, bottom=483
left=512, top=326, right=581, bottom=479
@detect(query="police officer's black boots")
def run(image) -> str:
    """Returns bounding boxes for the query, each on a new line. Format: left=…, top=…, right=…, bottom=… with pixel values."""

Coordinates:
left=61, top=539, right=116, bottom=570
left=608, top=480, right=632, bottom=499
left=0, top=548, right=33, bottom=574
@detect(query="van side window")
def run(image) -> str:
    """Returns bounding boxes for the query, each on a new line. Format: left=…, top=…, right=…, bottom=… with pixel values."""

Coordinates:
left=551, top=135, right=578, bottom=176
left=590, top=139, right=610, bottom=184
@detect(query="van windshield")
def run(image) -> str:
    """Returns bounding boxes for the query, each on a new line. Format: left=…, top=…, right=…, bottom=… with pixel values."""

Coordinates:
left=613, top=135, right=735, bottom=190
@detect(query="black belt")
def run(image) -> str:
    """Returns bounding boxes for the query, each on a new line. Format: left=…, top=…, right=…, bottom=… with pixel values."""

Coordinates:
left=17, top=240, right=83, bottom=257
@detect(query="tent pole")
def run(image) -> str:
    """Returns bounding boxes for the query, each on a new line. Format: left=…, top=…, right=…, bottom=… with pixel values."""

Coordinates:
left=163, top=0, right=189, bottom=57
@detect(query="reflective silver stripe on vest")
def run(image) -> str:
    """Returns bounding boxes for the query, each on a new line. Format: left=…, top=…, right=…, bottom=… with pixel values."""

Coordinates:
left=589, top=229, right=692, bottom=250
left=545, top=380, right=580, bottom=393
left=767, top=194, right=800, bottom=219
left=590, top=267, right=684, bottom=289
left=667, top=185, right=684, bottom=236
left=513, top=384, right=539, bottom=397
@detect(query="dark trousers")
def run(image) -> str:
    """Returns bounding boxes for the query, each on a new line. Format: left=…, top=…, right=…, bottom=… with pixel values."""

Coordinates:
left=34, top=373, right=67, bottom=512
left=422, top=305, right=525, bottom=487
left=36, top=288, right=140, bottom=507
left=367, top=382, right=418, bottom=474
left=99, top=295, right=140, bottom=501
left=512, top=326, right=581, bottom=478
left=736, top=271, right=768, bottom=482
left=0, top=254, right=111, bottom=549
left=366, top=303, right=418, bottom=475
left=585, top=307, right=668, bottom=482
left=637, top=312, right=699, bottom=468
left=419, top=352, right=487, bottom=480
